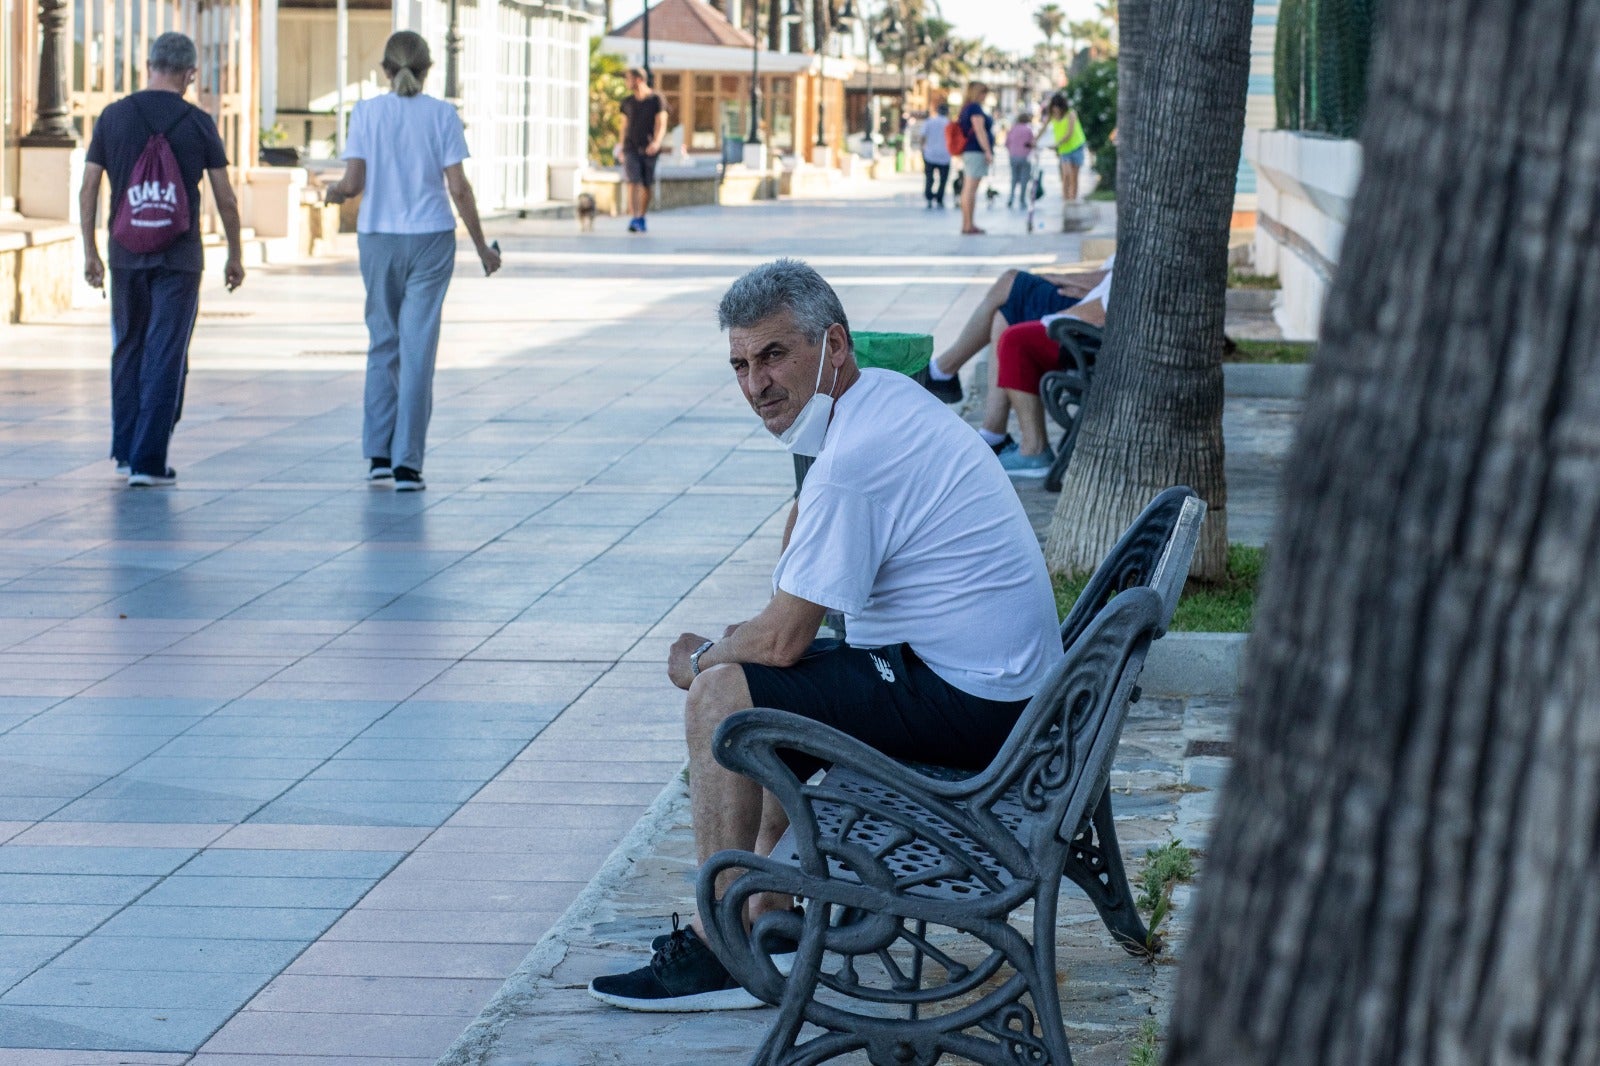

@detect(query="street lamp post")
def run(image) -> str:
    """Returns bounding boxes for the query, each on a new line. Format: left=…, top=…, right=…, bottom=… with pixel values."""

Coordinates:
left=747, top=0, right=762, bottom=146
left=642, top=0, right=652, bottom=85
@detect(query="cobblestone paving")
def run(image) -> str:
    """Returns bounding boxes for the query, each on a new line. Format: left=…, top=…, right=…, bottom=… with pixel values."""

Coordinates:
left=444, top=696, right=1238, bottom=1066
left=0, top=175, right=1096, bottom=1061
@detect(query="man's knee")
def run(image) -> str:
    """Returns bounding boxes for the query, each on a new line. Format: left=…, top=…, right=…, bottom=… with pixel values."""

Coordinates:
left=684, top=663, right=750, bottom=749
left=991, top=268, right=1019, bottom=302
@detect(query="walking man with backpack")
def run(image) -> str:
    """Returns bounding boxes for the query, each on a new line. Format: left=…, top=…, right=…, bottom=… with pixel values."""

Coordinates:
left=78, top=32, right=244, bottom=488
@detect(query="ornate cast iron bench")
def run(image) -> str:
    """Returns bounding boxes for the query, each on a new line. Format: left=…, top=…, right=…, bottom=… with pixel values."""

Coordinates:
left=698, top=487, right=1206, bottom=1066
left=1039, top=319, right=1104, bottom=493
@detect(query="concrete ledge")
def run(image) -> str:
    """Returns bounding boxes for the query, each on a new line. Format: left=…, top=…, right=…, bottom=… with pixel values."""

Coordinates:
left=1226, top=288, right=1277, bottom=313
left=1141, top=631, right=1247, bottom=697
left=1223, top=361, right=1309, bottom=399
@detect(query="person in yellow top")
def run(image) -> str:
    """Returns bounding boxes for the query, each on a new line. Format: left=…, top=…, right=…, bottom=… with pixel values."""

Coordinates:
left=1046, top=91, right=1088, bottom=201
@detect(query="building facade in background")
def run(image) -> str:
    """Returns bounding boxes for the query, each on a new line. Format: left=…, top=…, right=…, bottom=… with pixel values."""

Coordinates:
left=267, top=0, right=599, bottom=207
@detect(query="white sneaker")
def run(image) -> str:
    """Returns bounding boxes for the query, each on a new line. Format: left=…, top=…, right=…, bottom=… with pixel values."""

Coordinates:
left=114, top=461, right=130, bottom=477
left=127, top=468, right=177, bottom=487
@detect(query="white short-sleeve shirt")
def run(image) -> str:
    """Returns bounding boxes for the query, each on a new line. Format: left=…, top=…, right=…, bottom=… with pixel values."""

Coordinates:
left=343, top=92, right=470, bottom=234
left=773, top=369, right=1064, bottom=702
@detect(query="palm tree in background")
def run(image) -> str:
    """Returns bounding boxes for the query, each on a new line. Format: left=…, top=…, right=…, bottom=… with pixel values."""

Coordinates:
left=1035, top=3, right=1066, bottom=59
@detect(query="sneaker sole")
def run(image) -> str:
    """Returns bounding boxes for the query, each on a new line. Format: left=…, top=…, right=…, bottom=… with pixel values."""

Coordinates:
left=586, top=983, right=764, bottom=1013
left=1004, top=466, right=1051, bottom=479
left=126, top=477, right=176, bottom=487
left=393, top=481, right=425, bottom=492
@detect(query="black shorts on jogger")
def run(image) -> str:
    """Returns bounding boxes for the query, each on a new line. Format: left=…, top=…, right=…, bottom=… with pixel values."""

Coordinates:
left=741, top=640, right=1030, bottom=781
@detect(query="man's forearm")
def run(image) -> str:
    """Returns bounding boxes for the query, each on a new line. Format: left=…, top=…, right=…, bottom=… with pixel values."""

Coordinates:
left=220, top=202, right=243, bottom=259
left=78, top=188, right=98, bottom=254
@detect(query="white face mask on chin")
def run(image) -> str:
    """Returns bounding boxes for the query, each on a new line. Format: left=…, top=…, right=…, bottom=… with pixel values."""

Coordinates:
left=774, top=332, right=837, bottom=457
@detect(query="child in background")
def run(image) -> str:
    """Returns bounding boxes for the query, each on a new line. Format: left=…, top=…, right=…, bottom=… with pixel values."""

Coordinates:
left=1005, top=111, right=1036, bottom=209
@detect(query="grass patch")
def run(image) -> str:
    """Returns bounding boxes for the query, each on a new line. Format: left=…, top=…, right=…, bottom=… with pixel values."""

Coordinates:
left=1227, top=269, right=1281, bottom=289
left=1136, top=838, right=1198, bottom=952
left=1128, top=1019, right=1162, bottom=1066
left=1087, top=187, right=1117, bottom=202
left=1226, top=339, right=1314, bottom=365
left=1054, top=543, right=1263, bottom=633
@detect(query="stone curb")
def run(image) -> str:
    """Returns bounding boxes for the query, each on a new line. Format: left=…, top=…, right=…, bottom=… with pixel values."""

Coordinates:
left=1141, top=631, right=1247, bottom=697
left=435, top=771, right=690, bottom=1066
left=1223, top=361, right=1308, bottom=398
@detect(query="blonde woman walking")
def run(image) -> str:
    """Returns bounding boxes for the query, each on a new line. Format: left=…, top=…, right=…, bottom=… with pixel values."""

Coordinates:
left=325, top=30, right=501, bottom=491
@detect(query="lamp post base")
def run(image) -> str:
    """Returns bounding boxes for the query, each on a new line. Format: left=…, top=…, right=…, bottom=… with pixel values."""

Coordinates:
left=742, top=142, right=768, bottom=171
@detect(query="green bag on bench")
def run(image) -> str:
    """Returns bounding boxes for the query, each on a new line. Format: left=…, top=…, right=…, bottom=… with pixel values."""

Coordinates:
left=853, top=331, right=934, bottom=377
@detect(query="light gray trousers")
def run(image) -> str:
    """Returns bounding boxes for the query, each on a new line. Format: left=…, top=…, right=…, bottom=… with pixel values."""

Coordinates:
left=359, top=230, right=456, bottom=471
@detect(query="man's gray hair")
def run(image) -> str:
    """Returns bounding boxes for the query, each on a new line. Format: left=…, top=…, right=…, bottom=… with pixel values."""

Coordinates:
left=717, top=258, right=851, bottom=344
left=149, top=32, right=198, bottom=74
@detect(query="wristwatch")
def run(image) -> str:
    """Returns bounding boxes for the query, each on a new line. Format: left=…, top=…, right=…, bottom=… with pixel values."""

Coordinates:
left=690, top=640, right=716, bottom=677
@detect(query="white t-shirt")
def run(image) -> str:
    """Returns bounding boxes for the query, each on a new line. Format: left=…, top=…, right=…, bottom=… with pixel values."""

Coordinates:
left=1041, top=253, right=1115, bottom=327
left=921, top=115, right=952, bottom=165
left=343, top=93, right=470, bottom=235
left=773, top=369, right=1063, bottom=702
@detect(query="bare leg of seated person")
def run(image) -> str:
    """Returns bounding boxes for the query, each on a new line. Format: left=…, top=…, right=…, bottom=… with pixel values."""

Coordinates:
left=587, top=663, right=791, bottom=1013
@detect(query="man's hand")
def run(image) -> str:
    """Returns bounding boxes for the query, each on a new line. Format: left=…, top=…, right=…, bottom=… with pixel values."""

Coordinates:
left=84, top=252, right=105, bottom=290
left=646, top=140, right=662, bottom=157
left=224, top=257, right=245, bottom=292
left=669, top=632, right=715, bottom=690
left=324, top=186, right=347, bottom=205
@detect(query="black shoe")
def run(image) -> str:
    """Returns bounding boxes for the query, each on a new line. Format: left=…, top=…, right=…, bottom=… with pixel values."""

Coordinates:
left=652, top=907, right=801, bottom=975
left=393, top=466, right=425, bottom=492
left=369, top=457, right=393, bottom=480
left=988, top=432, right=1016, bottom=456
left=589, top=915, right=763, bottom=1012
left=911, top=365, right=964, bottom=404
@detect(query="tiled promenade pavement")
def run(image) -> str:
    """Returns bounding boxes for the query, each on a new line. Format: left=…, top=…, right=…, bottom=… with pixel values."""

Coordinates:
left=0, top=175, right=1090, bottom=1061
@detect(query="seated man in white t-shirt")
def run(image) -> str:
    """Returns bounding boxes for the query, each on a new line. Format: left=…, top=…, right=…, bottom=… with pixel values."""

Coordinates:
left=589, top=258, right=1065, bottom=1013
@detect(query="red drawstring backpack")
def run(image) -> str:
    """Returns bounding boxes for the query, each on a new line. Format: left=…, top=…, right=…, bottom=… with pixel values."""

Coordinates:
left=111, top=100, right=194, bottom=254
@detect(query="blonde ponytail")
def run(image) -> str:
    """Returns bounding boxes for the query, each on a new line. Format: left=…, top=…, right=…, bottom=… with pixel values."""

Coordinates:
left=381, top=31, right=431, bottom=97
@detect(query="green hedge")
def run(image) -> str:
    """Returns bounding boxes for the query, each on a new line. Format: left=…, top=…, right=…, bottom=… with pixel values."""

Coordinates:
left=1276, top=0, right=1378, bottom=138
left=1065, top=58, right=1118, bottom=191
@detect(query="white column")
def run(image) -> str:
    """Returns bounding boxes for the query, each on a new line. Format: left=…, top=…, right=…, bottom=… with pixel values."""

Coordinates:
left=261, top=0, right=279, bottom=128
left=335, top=0, right=348, bottom=156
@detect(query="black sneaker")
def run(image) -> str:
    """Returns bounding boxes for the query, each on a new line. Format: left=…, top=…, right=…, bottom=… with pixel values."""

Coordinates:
left=393, top=466, right=425, bottom=492
left=652, top=907, right=800, bottom=976
left=589, top=915, right=763, bottom=1012
left=369, top=457, right=393, bottom=480
left=911, top=365, right=963, bottom=404
left=989, top=432, right=1016, bottom=456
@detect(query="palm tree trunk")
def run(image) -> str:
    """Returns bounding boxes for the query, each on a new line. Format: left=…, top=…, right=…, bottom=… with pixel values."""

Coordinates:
left=1169, top=0, right=1600, bottom=1061
left=1042, top=0, right=1250, bottom=582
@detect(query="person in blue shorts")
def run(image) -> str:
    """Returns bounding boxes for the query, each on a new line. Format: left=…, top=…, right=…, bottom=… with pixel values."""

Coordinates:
left=911, top=257, right=1113, bottom=409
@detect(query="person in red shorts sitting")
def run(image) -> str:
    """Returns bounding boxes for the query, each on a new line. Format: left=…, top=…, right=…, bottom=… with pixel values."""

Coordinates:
left=982, top=267, right=1113, bottom=478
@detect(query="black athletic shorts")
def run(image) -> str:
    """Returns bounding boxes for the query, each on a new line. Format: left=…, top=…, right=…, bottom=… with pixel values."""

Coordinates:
left=623, top=150, right=658, bottom=186
left=741, top=640, right=1030, bottom=781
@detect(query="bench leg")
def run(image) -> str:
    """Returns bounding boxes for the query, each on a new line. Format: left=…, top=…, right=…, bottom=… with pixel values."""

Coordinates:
left=1044, top=418, right=1080, bottom=493
left=1062, top=790, right=1152, bottom=955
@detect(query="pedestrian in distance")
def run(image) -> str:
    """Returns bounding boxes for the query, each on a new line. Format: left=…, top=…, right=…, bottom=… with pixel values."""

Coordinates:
left=956, top=82, right=995, bottom=235
left=920, top=103, right=952, bottom=208
left=78, top=31, right=245, bottom=489
left=618, top=68, right=668, bottom=233
left=1046, top=91, right=1087, bottom=201
left=1005, top=109, right=1036, bottom=209
left=324, top=30, right=501, bottom=492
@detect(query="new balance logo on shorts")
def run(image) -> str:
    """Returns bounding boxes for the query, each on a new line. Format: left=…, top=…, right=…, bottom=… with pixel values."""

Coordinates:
left=870, top=653, right=896, bottom=684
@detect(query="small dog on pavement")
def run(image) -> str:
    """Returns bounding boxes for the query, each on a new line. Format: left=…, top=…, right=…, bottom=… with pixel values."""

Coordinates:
left=575, top=193, right=597, bottom=232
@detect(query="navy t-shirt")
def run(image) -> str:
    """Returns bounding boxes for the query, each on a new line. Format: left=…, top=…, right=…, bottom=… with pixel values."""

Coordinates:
left=86, top=90, right=229, bottom=273
left=958, top=102, right=994, bottom=153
